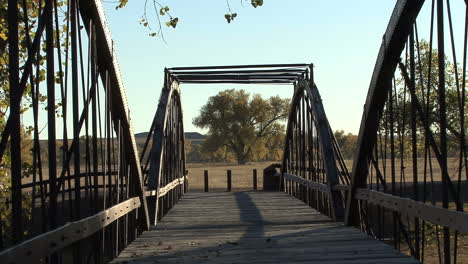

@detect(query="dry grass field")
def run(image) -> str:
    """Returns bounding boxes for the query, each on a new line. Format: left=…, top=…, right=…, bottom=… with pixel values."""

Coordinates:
left=16, top=156, right=464, bottom=205
left=17, top=161, right=280, bottom=191
left=186, top=161, right=279, bottom=191
left=185, top=157, right=465, bottom=191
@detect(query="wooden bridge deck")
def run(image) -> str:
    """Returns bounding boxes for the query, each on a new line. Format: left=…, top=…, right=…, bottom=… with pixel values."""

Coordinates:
left=111, top=192, right=418, bottom=264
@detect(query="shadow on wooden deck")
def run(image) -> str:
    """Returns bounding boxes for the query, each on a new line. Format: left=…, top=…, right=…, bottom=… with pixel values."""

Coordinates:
left=111, top=191, right=419, bottom=264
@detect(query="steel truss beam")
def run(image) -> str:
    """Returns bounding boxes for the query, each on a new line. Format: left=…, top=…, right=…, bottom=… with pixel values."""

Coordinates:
left=345, top=0, right=425, bottom=226
left=281, top=77, right=348, bottom=221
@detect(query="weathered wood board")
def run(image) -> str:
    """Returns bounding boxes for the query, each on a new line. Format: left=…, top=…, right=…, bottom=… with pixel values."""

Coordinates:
left=111, top=191, right=419, bottom=263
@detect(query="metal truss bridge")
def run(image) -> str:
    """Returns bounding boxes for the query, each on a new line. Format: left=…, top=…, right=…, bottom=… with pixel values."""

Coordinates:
left=1, top=0, right=467, bottom=263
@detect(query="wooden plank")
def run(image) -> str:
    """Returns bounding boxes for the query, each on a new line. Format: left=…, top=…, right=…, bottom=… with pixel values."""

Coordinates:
left=355, top=189, right=468, bottom=234
left=111, top=192, right=418, bottom=263
left=0, top=197, right=140, bottom=264
left=284, top=173, right=329, bottom=193
left=145, top=176, right=186, bottom=198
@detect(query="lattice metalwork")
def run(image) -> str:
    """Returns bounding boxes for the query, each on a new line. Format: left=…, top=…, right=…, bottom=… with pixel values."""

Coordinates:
left=1, top=0, right=148, bottom=263
left=143, top=71, right=187, bottom=225
left=281, top=74, right=350, bottom=221
left=347, top=0, right=467, bottom=262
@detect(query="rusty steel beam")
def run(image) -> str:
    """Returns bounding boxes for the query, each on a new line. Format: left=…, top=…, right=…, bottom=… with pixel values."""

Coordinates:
left=303, top=80, right=345, bottom=220
left=170, top=68, right=305, bottom=75
left=178, top=80, right=295, bottom=84
left=345, top=0, right=425, bottom=226
left=77, top=0, right=149, bottom=230
left=147, top=77, right=186, bottom=224
left=280, top=76, right=346, bottom=221
left=168, top=63, right=309, bottom=71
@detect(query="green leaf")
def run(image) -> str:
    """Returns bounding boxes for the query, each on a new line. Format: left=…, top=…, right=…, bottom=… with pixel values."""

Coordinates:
left=251, top=0, right=264, bottom=8
left=224, top=14, right=231, bottom=23
left=115, top=0, right=128, bottom=9
left=167, top=17, right=179, bottom=28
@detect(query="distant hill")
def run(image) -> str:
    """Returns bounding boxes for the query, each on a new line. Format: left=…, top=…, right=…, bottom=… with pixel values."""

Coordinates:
left=184, top=132, right=206, bottom=140
left=135, top=132, right=149, bottom=138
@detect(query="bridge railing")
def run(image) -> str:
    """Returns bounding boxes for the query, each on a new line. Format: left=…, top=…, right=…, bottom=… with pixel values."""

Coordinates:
left=280, top=73, right=350, bottom=221
left=141, top=71, right=187, bottom=225
left=346, top=0, right=468, bottom=263
left=0, top=0, right=149, bottom=263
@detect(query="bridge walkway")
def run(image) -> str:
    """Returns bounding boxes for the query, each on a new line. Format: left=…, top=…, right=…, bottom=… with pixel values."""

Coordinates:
left=111, top=192, right=418, bottom=264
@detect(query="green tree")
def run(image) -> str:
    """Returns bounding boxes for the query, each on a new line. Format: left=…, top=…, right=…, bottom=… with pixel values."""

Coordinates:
left=247, top=133, right=284, bottom=161
left=393, top=39, right=467, bottom=157
left=333, top=130, right=357, bottom=160
left=193, top=89, right=289, bottom=164
left=186, top=143, right=202, bottom=163
left=266, top=133, right=285, bottom=160
left=0, top=1, right=54, bottom=118
left=0, top=0, right=63, bottom=175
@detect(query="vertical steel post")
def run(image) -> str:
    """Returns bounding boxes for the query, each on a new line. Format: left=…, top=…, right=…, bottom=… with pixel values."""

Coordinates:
left=253, top=169, right=257, bottom=190
left=436, top=1, right=449, bottom=262
left=8, top=0, right=22, bottom=244
left=227, top=170, right=232, bottom=192
left=204, top=170, right=209, bottom=192
left=409, top=25, right=420, bottom=260
left=70, top=0, right=82, bottom=260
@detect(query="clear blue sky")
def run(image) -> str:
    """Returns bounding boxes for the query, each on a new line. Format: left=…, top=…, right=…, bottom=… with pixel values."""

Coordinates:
left=101, top=0, right=465, bottom=135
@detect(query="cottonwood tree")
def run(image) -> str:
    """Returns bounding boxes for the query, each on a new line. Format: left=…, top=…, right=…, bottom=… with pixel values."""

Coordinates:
left=333, top=130, right=357, bottom=160
left=1, top=0, right=61, bottom=234
left=193, top=89, right=289, bottom=164
left=393, top=40, right=467, bottom=157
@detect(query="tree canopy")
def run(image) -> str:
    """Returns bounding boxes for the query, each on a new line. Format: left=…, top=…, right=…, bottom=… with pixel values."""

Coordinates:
left=193, top=89, right=289, bottom=164
left=334, top=130, right=357, bottom=160
left=392, top=39, right=467, bottom=156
